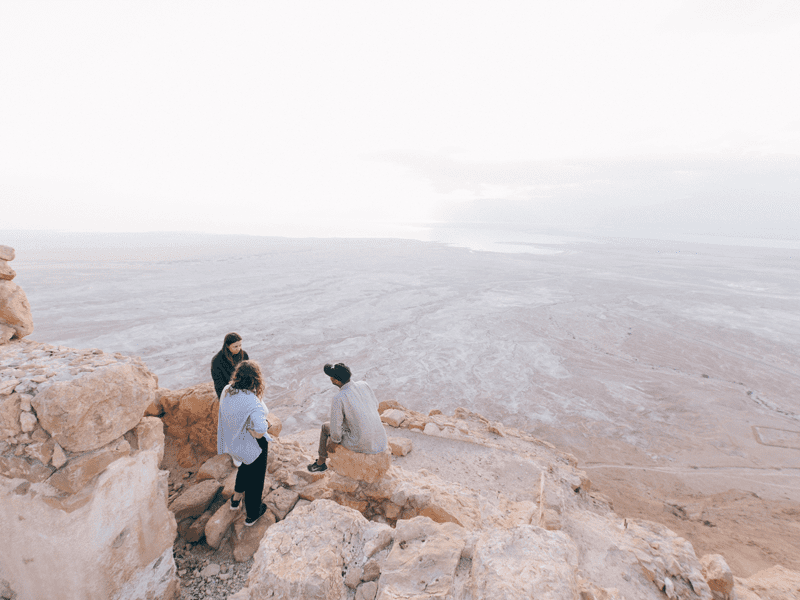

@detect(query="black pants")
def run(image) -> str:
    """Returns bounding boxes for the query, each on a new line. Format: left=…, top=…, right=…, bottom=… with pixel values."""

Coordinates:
left=234, top=437, right=268, bottom=519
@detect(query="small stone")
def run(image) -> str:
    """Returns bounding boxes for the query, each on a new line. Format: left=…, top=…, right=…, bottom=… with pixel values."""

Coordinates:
left=19, top=411, right=37, bottom=433
left=51, top=442, right=67, bottom=468
left=380, top=409, right=406, bottom=428
left=345, top=566, right=363, bottom=588
left=388, top=437, right=412, bottom=456
left=423, top=423, right=440, bottom=436
left=219, top=572, right=231, bottom=581
left=199, top=563, right=220, bottom=578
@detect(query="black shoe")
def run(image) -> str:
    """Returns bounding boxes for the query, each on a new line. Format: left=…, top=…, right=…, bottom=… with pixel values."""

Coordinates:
left=230, top=496, right=241, bottom=510
left=307, top=461, right=328, bottom=472
left=245, top=503, right=267, bottom=527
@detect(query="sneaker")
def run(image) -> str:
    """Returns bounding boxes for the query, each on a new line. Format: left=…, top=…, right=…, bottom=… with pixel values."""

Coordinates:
left=245, top=503, right=267, bottom=527
left=307, top=461, right=328, bottom=473
left=230, top=496, right=241, bottom=510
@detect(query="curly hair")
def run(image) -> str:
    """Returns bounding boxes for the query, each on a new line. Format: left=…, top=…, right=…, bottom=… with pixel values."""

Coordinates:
left=228, top=360, right=264, bottom=399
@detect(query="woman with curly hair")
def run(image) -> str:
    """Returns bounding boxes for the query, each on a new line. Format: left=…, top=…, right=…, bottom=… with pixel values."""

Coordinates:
left=211, top=332, right=249, bottom=399
left=217, top=360, right=271, bottom=525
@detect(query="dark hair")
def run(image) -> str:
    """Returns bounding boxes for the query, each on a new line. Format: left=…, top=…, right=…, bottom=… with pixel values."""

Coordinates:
left=324, top=362, right=351, bottom=384
left=222, top=332, right=243, bottom=365
left=229, top=360, right=264, bottom=398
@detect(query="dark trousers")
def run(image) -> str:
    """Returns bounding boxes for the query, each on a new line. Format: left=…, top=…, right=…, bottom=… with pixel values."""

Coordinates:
left=234, top=437, right=268, bottom=519
left=318, top=422, right=331, bottom=461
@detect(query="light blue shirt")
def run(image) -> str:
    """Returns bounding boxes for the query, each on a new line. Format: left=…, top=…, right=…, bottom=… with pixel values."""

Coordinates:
left=330, top=380, right=388, bottom=454
left=217, top=385, right=272, bottom=465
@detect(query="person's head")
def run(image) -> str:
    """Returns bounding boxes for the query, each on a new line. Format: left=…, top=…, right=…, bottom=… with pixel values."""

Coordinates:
left=324, top=362, right=351, bottom=387
left=229, top=360, right=264, bottom=398
left=223, top=332, right=243, bottom=357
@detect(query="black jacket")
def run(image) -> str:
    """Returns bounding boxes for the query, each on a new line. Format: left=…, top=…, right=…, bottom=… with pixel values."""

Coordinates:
left=211, top=349, right=249, bottom=398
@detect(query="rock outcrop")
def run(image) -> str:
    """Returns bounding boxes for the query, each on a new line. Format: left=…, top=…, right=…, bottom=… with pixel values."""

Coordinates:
left=0, top=340, right=178, bottom=600
left=0, top=245, right=33, bottom=343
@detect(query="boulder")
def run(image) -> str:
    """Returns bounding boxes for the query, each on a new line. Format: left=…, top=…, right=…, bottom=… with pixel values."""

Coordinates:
left=388, top=437, right=412, bottom=456
left=0, top=451, right=178, bottom=600
left=734, top=565, right=800, bottom=600
left=169, top=479, right=222, bottom=520
left=0, top=323, right=14, bottom=344
left=205, top=500, right=241, bottom=549
left=0, top=260, right=15, bottom=281
left=356, top=581, right=378, bottom=600
left=240, top=500, right=379, bottom=600
left=380, top=409, right=406, bottom=428
left=328, top=445, right=391, bottom=483
left=47, top=438, right=131, bottom=495
left=267, top=412, right=282, bottom=438
left=196, top=453, right=234, bottom=482
left=159, top=381, right=218, bottom=462
left=184, top=509, right=215, bottom=543
left=471, top=525, right=580, bottom=599
left=378, top=399, right=403, bottom=413
left=0, top=245, right=14, bottom=261
left=32, top=362, right=158, bottom=453
left=700, top=554, right=734, bottom=599
left=0, top=454, right=54, bottom=482
left=0, top=392, right=22, bottom=439
left=232, top=508, right=277, bottom=562
left=378, top=516, right=466, bottom=600
left=133, top=417, right=166, bottom=465
left=265, top=486, right=300, bottom=520
left=0, top=281, right=33, bottom=340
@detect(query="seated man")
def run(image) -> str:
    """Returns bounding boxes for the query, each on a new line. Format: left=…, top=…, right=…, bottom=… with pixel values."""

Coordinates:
left=308, top=362, right=388, bottom=472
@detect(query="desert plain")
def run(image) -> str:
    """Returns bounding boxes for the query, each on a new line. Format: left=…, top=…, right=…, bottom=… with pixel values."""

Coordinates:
left=5, top=230, right=800, bottom=576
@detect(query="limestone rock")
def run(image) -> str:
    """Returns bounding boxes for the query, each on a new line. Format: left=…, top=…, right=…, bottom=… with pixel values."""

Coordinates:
left=356, top=581, right=378, bottom=600
left=196, top=453, right=234, bottom=482
left=734, top=565, right=800, bottom=600
left=205, top=500, right=241, bottom=549
left=0, top=281, right=33, bottom=340
left=51, top=442, right=67, bottom=468
left=265, top=486, right=300, bottom=520
left=169, top=479, right=222, bottom=520
left=378, top=399, right=403, bottom=413
left=267, top=412, right=282, bottom=438
left=388, top=437, right=412, bottom=456
left=0, top=323, right=14, bottom=343
left=19, top=410, right=37, bottom=433
left=0, top=392, right=21, bottom=439
left=380, top=409, right=406, bottom=428
left=241, top=500, right=378, bottom=600
left=133, top=417, right=165, bottom=465
left=329, top=445, right=391, bottom=483
left=185, top=509, right=215, bottom=543
left=0, top=454, right=54, bottom=482
left=221, top=469, right=238, bottom=499
left=159, top=381, right=218, bottom=463
left=32, top=362, right=158, bottom=453
left=700, top=554, right=734, bottom=599
left=362, top=559, right=381, bottom=581
left=47, top=438, right=131, bottom=495
left=0, top=451, right=177, bottom=600
left=0, top=245, right=14, bottom=261
left=378, top=516, right=466, bottom=600
left=471, top=525, right=580, bottom=599
left=0, top=260, right=15, bottom=281
left=344, top=566, right=363, bottom=588
left=232, top=509, right=277, bottom=562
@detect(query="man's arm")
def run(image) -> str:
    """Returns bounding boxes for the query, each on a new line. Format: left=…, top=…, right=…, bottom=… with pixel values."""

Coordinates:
left=329, top=395, right=344, bottom=444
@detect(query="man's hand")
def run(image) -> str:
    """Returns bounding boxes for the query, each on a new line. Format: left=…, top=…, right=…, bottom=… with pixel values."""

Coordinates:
left=248, top=429, right=264, bottom=439
left=326, top=439, right=339, bottom=454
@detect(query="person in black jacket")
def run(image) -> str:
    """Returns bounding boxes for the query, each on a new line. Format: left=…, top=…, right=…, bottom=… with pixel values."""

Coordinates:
left=211, top=332, right=249, bottom=398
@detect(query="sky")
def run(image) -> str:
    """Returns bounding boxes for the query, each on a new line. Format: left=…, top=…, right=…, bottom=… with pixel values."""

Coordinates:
left=1, top=1, right=799, bottom=239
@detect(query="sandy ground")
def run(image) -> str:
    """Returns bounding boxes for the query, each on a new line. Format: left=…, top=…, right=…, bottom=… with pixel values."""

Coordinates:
left=6, top=232, right=800, bottom=577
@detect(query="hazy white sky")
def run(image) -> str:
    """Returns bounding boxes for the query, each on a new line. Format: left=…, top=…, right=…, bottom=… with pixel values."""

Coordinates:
left=2, top=1, right=799, bottom=237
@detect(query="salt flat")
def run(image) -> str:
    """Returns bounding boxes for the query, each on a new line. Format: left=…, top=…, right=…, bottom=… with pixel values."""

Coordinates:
left=8, top=233, right=800, bottom=507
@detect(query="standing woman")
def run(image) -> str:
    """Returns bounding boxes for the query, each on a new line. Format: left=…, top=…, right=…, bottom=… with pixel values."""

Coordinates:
left=217, top=360, right=271, bottom=525
left=211, top=332, right=249, bottom=399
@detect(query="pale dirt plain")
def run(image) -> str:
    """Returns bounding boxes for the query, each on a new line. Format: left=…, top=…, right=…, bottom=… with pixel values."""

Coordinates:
left=6, top=230, right=800, bottom=578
